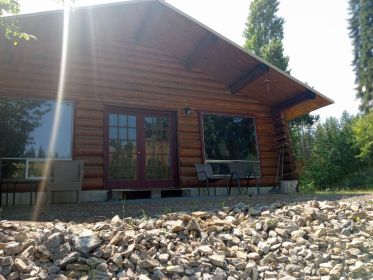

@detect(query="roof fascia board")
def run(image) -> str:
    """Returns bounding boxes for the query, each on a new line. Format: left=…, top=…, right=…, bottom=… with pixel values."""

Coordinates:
left=3, top=0, right=157, bottom=18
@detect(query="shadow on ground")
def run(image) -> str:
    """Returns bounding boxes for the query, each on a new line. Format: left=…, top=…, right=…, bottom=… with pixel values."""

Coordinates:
left=1, top=193, right=370, bottom=223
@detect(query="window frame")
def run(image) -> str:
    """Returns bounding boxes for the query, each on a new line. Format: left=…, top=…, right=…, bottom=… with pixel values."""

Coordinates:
left=200, top=111, right=261, bottom=177
left=0, top=97, right=74, bottom=180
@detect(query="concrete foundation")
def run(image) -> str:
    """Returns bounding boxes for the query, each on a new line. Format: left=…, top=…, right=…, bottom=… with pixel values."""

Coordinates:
left=280, top=180, right=299, bottom=193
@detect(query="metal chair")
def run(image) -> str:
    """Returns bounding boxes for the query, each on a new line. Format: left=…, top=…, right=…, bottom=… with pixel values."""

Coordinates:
left=194, top=163, right=228, bottom=196
left=228, top=162, right=259, bottom=195
left=46, top=160, right=84, bottom=204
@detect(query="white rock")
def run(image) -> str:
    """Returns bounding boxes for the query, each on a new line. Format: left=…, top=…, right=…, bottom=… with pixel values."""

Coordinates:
left=198, top=245, right=213, bottom=255
left=209, top=254, right=225, bottom=267
left=158, top=253, right=169, bottom=262
left=258, top=241, right=270, bottom=254
left=329, top=264, right=342, bottom=280
left=111, top=215, right=121, bottom=225
left=4, top=242, right=23, bottom=255
left=248, top=252, right=261, bottom=260
left=166, top=265, right=184, bottom=274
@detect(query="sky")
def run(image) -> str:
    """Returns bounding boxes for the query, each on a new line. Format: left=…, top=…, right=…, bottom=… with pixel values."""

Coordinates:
left=18, top=0, right=360, bottom=120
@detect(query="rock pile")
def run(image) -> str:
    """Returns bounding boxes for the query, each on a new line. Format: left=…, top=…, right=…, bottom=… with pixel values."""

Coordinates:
left=1, top=199, right=373, bottom=279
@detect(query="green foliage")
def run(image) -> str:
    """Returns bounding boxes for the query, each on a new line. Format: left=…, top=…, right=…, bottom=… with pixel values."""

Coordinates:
left=299, top=112, right=362, bottom=189
left=243, top=0, right=289, bottom=72
left=0, top=0, right=36, bottom=45
left=352, top=112, right=373, bottom=162
left=0, top=98, right=49, bottom=157
left=290, top=114, right=320, bottom=161
left=348, top=0, right=373, bottom=113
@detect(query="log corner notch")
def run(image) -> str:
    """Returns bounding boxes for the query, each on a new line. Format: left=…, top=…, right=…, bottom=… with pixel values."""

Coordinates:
left=270, top=90, right=317, bottom=181
left=272, top=111, right=299, bottom=180
left=184, top=33, right=218, bottom=71
left=229, top=63, right=269, bottom=94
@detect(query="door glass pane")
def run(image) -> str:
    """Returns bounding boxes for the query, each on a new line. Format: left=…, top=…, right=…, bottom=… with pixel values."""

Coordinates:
left=118, top=128, right=127, bottom=140
left=109, top=153, right=137, bottom=180
left=128, top=116, right=136, bottom=127
left=128, top=128, right=136, bottom=141
left=109, top=114, right=117, bottom=126
left=144, top=116, right=171, bottom=179
left=118, top=115, right=127, bottom=126
left=146, top=154, right=171, bottom=179
left=108, top=113, right=137, bottom=180
left=109, top=127, right=117, bottom=140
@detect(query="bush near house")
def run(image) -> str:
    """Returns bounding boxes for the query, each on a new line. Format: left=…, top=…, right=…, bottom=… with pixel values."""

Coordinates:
left=292, top=112, right=373, bottom=191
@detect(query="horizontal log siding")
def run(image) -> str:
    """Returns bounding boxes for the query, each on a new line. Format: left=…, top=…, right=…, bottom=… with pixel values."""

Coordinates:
left=0, top=40, right=278, bottom=189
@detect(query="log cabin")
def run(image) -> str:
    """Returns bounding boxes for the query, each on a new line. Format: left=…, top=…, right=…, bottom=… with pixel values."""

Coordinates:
left=0, top=0, right=333, bottom=200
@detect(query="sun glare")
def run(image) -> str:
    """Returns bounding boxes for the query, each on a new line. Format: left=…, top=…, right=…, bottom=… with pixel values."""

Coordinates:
left=32, top=1, right=72, bottom=221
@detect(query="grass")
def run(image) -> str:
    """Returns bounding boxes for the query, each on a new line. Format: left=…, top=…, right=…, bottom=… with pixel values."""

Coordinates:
left=315, top=186, right=373, bottom=195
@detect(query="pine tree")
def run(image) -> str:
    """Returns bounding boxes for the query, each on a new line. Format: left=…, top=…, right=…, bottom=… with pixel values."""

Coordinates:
left=348, top=0, right=373, bottom=113
left=243, top=0, right=289, bottom=72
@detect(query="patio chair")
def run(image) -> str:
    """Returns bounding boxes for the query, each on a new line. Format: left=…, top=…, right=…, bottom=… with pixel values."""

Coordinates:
left=46, top=160, right=84, bottom=204
left=228, top=162, right=259, bottom=195
left=194, top=163, right=228, bottom=196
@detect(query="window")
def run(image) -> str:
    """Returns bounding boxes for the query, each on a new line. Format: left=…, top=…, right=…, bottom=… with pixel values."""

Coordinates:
left=202, top=113, right=260, bottom=175
left=0, top=98, right=74, bottom=179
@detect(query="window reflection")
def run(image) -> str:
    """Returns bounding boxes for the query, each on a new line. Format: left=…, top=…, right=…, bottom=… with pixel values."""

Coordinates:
left=144, top=116, right=171, bottom=179
left=0, top=98, right=74, bottom=179
left=202, top=113, right=260, bottom=175
left=108, top=113, right=137, bottom=180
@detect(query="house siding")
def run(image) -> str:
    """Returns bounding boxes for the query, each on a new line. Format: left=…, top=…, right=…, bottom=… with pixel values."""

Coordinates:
left=0, top=40, right=279, bottom=190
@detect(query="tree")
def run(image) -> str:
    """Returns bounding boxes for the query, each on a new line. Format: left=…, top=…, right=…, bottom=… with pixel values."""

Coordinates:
left=243, top=0, right=319, bottom=179
left=348, top=0, right=373, bottom=113
left=243, top=0, right=289, bottom=72
left=352, top=112, right=373, bottom=162
left=0, top=0, right=35, bottom=45
left=301, top=112, right=361, bottom=189
left=290, top=114, right=319, bottom=161
left=0, top=98, right=48, bottom=158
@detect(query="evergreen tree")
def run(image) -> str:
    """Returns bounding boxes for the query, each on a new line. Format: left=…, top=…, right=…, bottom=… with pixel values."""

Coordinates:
left=302, top=113, right=361, bottom=189
left=348, top=0, right=373, bottom=113
left=243, top=0, right=318, bottom=159
left=352, top=111, right=373, bottom=162
left=243, top=0, right=289, bottom=71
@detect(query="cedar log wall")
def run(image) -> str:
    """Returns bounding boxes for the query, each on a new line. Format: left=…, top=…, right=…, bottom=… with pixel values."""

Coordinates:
left=0, top=40, right=285, bottom=190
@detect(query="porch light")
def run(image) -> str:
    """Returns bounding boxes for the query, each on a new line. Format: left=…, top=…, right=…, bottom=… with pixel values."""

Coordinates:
left=264, top=79, right=271, bottom=96
left=184, top=106, right=192, bottom=116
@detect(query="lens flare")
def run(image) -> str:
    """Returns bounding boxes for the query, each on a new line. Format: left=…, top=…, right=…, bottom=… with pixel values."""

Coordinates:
left=32, top=2, right=71, bottom=221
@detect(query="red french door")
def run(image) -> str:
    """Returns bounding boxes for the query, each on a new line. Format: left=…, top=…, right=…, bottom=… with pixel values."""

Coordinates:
left=105, top=107, right=177, bottom=189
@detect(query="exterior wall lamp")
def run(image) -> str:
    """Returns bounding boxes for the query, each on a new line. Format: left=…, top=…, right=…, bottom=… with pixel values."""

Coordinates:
left=184, top=106, right=192, bottom=116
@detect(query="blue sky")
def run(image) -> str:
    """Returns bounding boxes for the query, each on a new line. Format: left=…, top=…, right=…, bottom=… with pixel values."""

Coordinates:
left=19, top=0, right=359, bottom=119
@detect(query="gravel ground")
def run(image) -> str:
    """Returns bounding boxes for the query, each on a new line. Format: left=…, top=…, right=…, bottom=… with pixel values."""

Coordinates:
left=1, top=193, right=372, bottom=223
left=1, top=192, right=373, bottom=279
